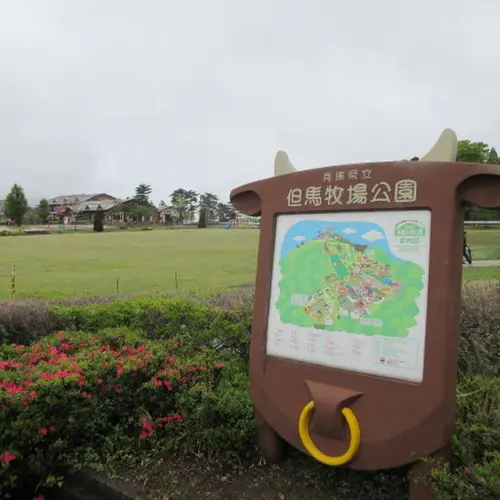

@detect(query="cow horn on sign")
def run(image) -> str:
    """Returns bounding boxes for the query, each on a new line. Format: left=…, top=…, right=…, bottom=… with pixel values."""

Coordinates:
left=419, top=128, right=458, bottom=162
left=274, top=150, right=297, bottom=176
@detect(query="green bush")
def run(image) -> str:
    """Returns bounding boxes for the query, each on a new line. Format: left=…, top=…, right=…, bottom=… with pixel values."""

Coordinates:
left=0, top=284, right=498, bottom=498
left=428, top=375, right=500, bottom=499
left=0, top=328, right=253, bottom=498
left=93, top=211, right=104, bottom=232
left=0, top=293, right=253, bottom=359
left=198, top=208, right=208, bottom=228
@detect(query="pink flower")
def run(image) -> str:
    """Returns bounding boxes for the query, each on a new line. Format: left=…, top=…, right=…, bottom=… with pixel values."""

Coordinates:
left=39, top=428, right=48, bottom=436
left=216, top=362, right=224, bottom=369
left=0, top=452, right=16, bottom=464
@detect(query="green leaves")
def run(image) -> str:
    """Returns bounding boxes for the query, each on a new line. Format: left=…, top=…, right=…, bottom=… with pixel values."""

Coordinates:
left=4, top=184, right=29, bottom=224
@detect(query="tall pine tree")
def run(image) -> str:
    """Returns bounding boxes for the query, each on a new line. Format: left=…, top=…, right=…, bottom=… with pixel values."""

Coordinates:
left=5, top=184, right=29, bottom=225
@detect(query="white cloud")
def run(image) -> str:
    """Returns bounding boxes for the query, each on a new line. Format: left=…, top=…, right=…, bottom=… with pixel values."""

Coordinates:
left=0, top=0, right=499, bottom=204
left=343, top=228, right=356, bottom=235
left=362, top=230, right=385, bottom=242
left=293, top=235, right=306, bottom=242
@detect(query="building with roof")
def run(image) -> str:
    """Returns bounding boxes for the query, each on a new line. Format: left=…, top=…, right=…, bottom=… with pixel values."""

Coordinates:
left=49, top=193, right=118, bottom=223
left=0, top=200, right=5, bottom=222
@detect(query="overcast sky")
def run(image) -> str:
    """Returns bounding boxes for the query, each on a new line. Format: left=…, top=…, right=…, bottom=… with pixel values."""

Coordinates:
left=1, top=0, right=499, bottom=206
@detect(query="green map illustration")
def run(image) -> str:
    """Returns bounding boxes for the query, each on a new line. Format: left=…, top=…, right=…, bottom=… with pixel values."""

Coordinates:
left=275, top=220, right=425, bottom=338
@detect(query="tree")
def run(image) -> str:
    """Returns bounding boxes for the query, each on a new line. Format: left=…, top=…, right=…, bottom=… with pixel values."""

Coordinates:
left=457, top=140, right=491, bottom=164
left=93, top=210, right=104, bottom=232
left=134, top=184, right=152, bottom=205
left=216, top=202, right=237, bottom=222
left=198, top=207, right=209, bottom=228
left=199, top=192, right=220, bottom=220
left=170, top=189, right=199, bottom=223
left=185, top=189, right=199, bottom=221
left=4, top=184, right=29, bottom=225
left=487, top=147, right=499, bottom=165
left=36, top=199, right=51, bottom=224
left=23, top=207, right=39, bottom=225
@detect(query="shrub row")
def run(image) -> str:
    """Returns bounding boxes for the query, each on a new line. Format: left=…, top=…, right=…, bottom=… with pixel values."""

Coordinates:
left=0, top=289, right=254, bottom=355
left=0, top=327, right=254, bottom=498
left=1, top=282, right=499, bottom=376
left=0, top=283, right=498, bottom=498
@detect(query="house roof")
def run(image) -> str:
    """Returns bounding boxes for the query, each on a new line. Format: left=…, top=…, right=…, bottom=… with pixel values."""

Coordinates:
left=158, top=205, right=176, bottom=213
left=49, top=194, right=93, bottom=205
left=49, top=193, right=116, bottom=205
left=73, top=200, right=118, bottom=212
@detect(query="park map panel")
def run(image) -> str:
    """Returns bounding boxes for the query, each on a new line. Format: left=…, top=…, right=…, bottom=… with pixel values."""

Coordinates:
left=266, top=211, right=431, bottom=383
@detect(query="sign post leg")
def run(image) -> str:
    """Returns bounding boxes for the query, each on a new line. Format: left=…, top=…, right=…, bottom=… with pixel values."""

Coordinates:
left=255, top=415, right=288, bottom=464
left=408, top=443, right=452, bottom=500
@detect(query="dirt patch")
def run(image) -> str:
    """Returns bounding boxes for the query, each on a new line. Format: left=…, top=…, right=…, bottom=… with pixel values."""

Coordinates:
left=104, top=450, right=407, bottom=500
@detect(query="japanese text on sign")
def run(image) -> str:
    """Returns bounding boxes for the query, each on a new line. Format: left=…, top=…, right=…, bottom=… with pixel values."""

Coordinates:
left=322, top=168, right=372, bottom=183
left=287, top=179, right=417, bottom=207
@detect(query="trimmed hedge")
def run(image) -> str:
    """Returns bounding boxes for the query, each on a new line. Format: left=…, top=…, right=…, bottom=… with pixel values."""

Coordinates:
left=0, top=327, right=254, bottom=498
left=0, top=283, right=498, bottom=498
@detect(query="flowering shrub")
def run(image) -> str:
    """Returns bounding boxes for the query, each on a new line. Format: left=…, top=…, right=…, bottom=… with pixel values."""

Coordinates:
left=0, top=328, right=253, bottom=499
left=0, top=289, right=498, bottom=498
left=0, top=294, right=253, bottom=356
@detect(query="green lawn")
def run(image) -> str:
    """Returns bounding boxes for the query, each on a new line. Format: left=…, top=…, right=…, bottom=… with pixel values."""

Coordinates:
left=0, top=228, right=499, bottom=299
left=0, top=229, right=259, bottom=299
left=467, top=229, right=500, bottom=260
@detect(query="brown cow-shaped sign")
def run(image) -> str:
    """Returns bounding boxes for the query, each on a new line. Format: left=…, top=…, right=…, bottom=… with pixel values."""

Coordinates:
left=230, top=129, right=500, bottom=499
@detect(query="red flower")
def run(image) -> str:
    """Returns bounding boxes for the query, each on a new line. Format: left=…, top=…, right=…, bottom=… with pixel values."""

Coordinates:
left=173, top=340, right=180, bottom=345
left=216, top=362, right=224, bottom=369
left=33, top=495, right=44, bottom=500
left=155, top=380, right=163, bottom=387
left=464, top=466, right=470, bottom=473
left=0, top=361, right=23, bottom=370
left=0, top=452, right=16, bottom=464
left=39, top=428, right=48, bottom=436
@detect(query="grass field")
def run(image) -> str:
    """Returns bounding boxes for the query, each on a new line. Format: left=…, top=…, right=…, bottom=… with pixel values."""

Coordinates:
left=466, top=228, right=500, bottom=260
left=0, top=228, right=499, bottom=299
left=0, top=229, right=258, bottom=299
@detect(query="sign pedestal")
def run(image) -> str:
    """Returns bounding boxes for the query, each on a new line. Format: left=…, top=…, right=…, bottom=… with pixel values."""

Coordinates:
left=230, top=129, right=500, bottom=499
left=255, top=416, right=288, bottom=464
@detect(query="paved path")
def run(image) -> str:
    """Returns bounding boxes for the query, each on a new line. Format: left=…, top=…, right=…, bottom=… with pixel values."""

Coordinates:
left=464, top=260, right=500, bottom=267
